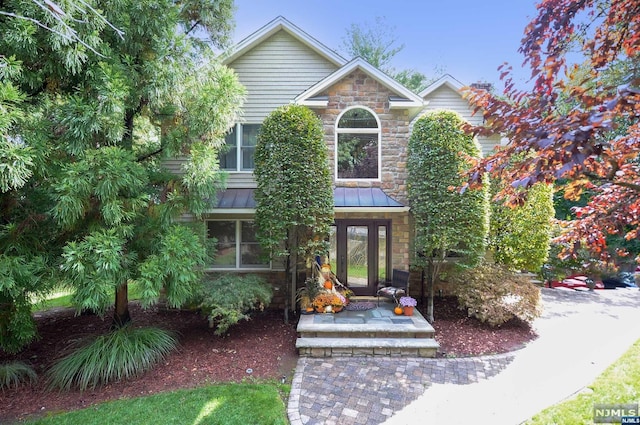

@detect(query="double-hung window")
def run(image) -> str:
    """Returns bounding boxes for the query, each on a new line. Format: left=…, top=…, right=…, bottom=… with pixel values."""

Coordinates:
left=207, top=220, right=269, bottom=269
left=220, top=124, right=260, bottom=171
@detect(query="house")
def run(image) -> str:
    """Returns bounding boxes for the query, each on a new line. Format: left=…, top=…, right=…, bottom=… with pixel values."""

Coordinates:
left=171, top=16, right=502, bottom=308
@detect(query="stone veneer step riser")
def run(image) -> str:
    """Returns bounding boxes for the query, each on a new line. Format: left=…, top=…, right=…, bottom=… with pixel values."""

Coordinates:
left=296, top=337, right=440, bottom=358
left=298, top=347, right=439, bottom=358
left=299, top=331, right=434, bottom=338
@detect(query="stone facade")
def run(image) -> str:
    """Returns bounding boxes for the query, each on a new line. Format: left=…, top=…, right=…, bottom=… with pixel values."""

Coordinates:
left=317, top=70, right=412, bottom=204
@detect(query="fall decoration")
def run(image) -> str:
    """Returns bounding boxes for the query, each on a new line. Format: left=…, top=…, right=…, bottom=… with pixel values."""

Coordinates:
left=312, top=292, right=345, bottom=313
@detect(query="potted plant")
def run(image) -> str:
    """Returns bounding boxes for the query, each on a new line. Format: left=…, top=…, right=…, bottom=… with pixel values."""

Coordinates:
left=399, top=296, right=417, bottom=316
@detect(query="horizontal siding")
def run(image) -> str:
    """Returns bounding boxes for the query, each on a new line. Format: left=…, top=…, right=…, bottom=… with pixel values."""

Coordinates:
left=421, top=86, right=500, bottom=156
left=477, top=134, right=503, bottom=156
left=225, top=173, right=257, bottom=189
left=161, top=158, right=257, bottom=188
left=162, top=158, right=187, bottom=175
left=229, top=31, right=338, bottom=122
left=423, top=86, right=482, bottom=125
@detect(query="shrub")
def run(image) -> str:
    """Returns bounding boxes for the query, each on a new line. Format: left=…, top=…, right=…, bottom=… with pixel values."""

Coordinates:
left=451, top=262, right=542, bottom=327
left=489, top=181, right=554, bottom=272
left=47, top=327, right=177, bottom=391
left=408, top=109, right=489, bottom=322
left=197, top=274, right=273, bottom=335
left=0, top=361, right=37, bottom=390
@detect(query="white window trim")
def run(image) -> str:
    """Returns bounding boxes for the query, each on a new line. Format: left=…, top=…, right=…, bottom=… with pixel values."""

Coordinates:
left=334, top=106, right=382, bottom=182
left=206, top=219, right=271, bottom=271
left=223, top=123, right=258, bottom=173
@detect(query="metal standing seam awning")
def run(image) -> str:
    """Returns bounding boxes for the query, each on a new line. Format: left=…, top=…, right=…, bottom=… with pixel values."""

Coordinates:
left=208, top=187, right=409, bottom=213
left=333, top=187, right=408, bottom=212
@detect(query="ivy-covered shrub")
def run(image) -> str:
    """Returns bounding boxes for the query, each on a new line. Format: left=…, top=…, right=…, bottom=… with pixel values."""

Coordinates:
left=254, top=104, right=333, bottom=319
left=408, top=110, right=489, bottom=266
left=254, top=104, right=333, bottom=261
left=451, top=262, right=542, bottom=327
left=489, top=180, right=555, bottom=272
left=197, top=274, right=273, bottom=335
left=408, top=109, right=489, bottom=322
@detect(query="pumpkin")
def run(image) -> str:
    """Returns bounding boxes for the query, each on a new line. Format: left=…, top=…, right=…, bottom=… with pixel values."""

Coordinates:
left=394, top=306, right=404, bottom=315
left=323, top=280, right=333, bottom=290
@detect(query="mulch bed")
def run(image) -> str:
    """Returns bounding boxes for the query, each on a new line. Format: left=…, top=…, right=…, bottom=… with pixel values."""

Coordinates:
left=0, top=297, right=536, bottom=423
left=430, top=296, right=538, bottom=357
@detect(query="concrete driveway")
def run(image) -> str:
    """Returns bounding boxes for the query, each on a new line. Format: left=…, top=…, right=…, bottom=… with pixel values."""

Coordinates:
left=384, top=287, right=640, bottom=425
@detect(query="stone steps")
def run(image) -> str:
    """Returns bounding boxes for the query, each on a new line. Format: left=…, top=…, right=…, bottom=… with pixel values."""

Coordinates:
left=296, top=337, right=440, bottom=358
left=295, top=301, right=439, bottom=358
left=297, top=322, right=435, bottom=339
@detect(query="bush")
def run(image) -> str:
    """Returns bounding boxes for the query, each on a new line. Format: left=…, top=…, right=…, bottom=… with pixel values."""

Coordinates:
left=489, top=181, right=554, bottom=272
left=197, top=274, right=273, bottom=335
left=47, top=327, right=177, bottom=391
left=0, top=361, right=37, bottom=390
left=451, top=262, right=542, bottom=327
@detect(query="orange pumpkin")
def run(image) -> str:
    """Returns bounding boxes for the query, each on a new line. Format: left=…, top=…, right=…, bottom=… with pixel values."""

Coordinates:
left=323, top=280, right=333, bottom=290
left=394, top=306, right=403, bottom=315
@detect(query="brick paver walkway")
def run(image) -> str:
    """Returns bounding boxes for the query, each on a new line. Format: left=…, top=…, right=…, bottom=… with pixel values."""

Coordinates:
left=287, top=354, right=514, bottom=425
left=287, top=288, right=640, bottom=425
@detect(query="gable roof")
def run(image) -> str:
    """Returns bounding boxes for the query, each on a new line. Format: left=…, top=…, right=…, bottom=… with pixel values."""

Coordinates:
left=295, top=58, right=424, bottom=110
left=418, top=74, right=465, bottom=98
left=223, top=16, right=347, bottom=66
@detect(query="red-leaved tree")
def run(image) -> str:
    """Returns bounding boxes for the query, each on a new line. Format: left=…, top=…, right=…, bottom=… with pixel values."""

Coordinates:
left=463, top=0, right=640, bottom=262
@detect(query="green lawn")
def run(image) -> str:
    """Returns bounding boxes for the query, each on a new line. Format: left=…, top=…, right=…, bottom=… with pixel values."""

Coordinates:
left=33, top=283, right=145, bottom=311
left=526, top=338, right=640, bottom=424
left=26, top=382, right=289, bottom=425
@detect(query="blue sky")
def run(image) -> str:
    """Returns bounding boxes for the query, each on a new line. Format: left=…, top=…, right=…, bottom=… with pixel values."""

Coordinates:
left=230, top=0, right=541, bottom=89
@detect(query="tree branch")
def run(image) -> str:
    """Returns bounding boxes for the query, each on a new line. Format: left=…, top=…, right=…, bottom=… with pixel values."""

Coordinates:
left=0, top=10, right=106, bottom=58
left=185, top=20, right=201, bottom=36
left=584, top=171, right=640, bottom=193
left=137, top=147, right=164, bottom=162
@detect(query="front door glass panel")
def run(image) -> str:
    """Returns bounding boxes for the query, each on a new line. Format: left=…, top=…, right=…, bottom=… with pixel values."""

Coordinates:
left=346, top=225, right=368, bottom=288
left=378, top=225, right=387, bottom=283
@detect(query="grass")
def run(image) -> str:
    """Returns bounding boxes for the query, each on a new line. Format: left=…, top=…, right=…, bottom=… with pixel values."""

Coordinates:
left=25, top=382, right=289, bottom=425
left=526, top=338, right=640, bottom=424
left=33, top=283, right=144, bottom=311
left=0, top=361, right=37, bottom=390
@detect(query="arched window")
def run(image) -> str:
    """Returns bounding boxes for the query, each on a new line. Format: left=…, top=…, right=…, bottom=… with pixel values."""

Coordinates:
left=336, top=107, right=380, bottom=180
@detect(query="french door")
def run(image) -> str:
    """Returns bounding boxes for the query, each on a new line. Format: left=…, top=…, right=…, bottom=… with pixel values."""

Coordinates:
left=329, top=219, right=391, bottom=296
